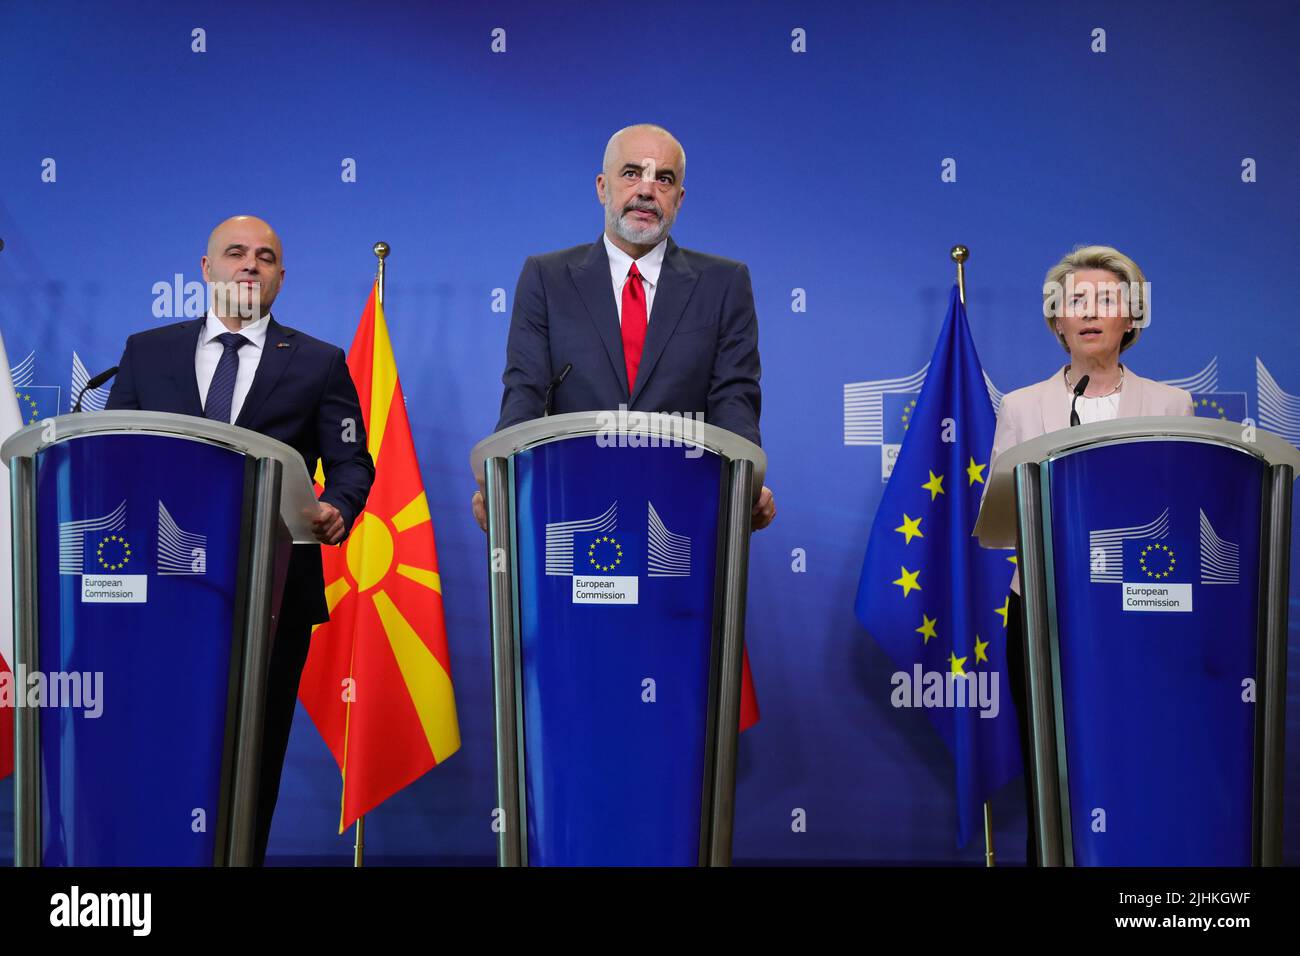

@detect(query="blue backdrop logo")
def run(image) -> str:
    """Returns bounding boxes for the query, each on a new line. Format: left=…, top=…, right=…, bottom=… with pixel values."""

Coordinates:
left=1257, top=357, right=1300, bottom=447
left=10, top=351, right=61, bottom=424
left=1162, top=358, right=1247, bottom=422
left=9, top=349, right=112, bottom=421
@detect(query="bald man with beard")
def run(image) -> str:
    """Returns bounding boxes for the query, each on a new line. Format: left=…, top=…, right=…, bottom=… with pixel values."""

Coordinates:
left=475, top=123, right=776, bottom=531
left=105, top=215, right=375, bottom=864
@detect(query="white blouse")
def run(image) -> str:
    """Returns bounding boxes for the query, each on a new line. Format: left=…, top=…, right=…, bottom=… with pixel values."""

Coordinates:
left=1073, top=392, right=1122, bottom=425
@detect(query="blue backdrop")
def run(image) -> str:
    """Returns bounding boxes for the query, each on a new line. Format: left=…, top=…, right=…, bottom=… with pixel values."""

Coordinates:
left=2, top=0, right=1298, bottom=864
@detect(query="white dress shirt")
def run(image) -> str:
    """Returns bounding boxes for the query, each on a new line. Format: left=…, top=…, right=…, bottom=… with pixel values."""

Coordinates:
left=195, top=310, right=270, bottom=423
left=604, top=234, right=667, bottom=325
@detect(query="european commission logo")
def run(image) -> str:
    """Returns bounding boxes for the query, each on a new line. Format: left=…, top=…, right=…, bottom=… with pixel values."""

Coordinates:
left=843, top=356, right=1258, bottom=482
left=544, top=499, right=692, bottom=604
left=58, top=500, right=208, bottom=602
left=1088, top=506, right=1240, bottom=612
left=10, top=349, right=110, bottom=424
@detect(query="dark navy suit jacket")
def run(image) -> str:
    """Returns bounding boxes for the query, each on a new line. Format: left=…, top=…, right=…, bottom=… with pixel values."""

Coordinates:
left=104, top=316, right=375, bottom=623
left=496, top=235, right=762, bottom=445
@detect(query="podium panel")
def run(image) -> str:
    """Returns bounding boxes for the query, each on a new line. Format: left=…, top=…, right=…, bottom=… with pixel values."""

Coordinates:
left=6, top=411, right=316, bottom=866
left=976, top=417, right=1297, bottom=866
left=474, top=411, right=765, bottom=866
left=1045, top=438, right=1262, bottom=865
left=513, top=437, right=723, bottom=866
left=33, top=434, right=250, bottom=865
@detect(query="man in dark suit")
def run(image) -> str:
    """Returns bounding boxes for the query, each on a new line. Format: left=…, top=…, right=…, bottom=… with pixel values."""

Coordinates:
left=105, top=215, right=375, bottom=864
left=474, top=123, right=776, bottom=530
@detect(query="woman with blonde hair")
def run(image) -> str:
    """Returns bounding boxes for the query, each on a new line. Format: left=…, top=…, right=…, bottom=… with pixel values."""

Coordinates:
left=988, top=245, right=1193, bottom=864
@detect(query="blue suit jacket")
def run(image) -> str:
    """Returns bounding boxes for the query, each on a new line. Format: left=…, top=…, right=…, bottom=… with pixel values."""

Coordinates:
left=104, top=316, right=375, bottom=623
left=496, top=236, right=762, bottom=445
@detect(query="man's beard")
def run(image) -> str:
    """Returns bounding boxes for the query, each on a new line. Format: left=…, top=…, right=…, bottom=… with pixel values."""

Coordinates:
left=606, top=197, right=672, bottom=245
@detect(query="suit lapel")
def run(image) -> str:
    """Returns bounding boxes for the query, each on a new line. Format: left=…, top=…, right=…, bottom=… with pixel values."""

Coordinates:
left=569, top=237, right=630, bottom=397
left=235, top=317, right=296, bottom=429
left=1116, top=365, right=1143, bottom=419
left=630, top=238, right=698, bottom=406
left=1040, top=365, right=1072, bottom=434
left=168, top=319, right=206, bottom=417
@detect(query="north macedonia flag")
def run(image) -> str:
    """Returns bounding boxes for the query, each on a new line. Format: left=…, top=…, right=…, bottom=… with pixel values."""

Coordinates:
left=299, top=282, right=459, bottom=832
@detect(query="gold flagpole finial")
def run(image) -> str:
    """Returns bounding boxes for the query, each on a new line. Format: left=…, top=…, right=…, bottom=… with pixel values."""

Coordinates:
left=373, top=241, right=389, bottom=307
left=950, top=244, right=969, bottom=307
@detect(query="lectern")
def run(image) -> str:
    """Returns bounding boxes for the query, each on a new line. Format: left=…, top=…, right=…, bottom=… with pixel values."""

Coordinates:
left=975, top=417, right=1299, bottom=865
left=471, top=411, right=765, bottom=866
left=3, top=411, right=319, bottom=866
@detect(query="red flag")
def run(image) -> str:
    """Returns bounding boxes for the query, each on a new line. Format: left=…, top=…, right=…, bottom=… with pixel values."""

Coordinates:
left=298, top=284, right=459, bottom=831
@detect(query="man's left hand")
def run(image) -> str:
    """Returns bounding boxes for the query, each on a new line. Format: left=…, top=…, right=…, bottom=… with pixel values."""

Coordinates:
left=313, top=501, right=346, bottom=545
left=751, top=485, right=775, bottom=531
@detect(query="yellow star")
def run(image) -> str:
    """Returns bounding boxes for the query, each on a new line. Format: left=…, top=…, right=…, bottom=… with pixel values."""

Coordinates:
left=973, top=635, right=989, bottom=664
left=921, top=470, right=945, bottom=500
left=894, top=513, right=923, bottom=545
left=967, top=457, right=986, bottom=486
left=994, top=595, right=1009, bottom=629
left=1007, top=555, right=1018, bottom=565
left=916, top=613, right=938, bottom=644
left=893, top=566, right=921, bottom=598
left=949, top=651, right=967, bottom=676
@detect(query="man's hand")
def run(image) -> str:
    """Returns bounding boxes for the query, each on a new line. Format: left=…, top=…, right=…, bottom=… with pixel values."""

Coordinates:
left=312, top=502, right=346, bottom=545
left=751, top=485, right=775, bottom=531
left=472, top=489, right=488, bottom=532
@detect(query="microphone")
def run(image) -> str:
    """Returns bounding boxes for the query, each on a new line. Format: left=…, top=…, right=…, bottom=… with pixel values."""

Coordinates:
left=1069, top=374, right=1090, bottom=427
left=544, top=363, right=572, bottom=417
left=72, top=366, right=119, bottom=413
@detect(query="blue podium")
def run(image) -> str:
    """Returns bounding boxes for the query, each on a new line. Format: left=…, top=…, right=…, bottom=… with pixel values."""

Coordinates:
left=471, top=411, right=766, bottom=866
left=976, top=417, right=1299, bottom=866
left=3, top=411, right=319, bottom=866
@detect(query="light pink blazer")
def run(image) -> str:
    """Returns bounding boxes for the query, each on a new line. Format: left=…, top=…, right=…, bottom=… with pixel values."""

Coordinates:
left=988, top=365, right=1195, bottom=593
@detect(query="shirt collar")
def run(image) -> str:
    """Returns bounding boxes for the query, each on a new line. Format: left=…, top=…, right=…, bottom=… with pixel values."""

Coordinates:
left=603, top=233, right=667, bottom=288
left=203, top=309, right=270, bottom=349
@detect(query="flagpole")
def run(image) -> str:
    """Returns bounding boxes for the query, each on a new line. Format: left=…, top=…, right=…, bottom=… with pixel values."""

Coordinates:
left=374, top=241, right=389, bottom=306
left=350, top=242, right=389, bottom=870
left=951, top=244, right=995, bottom=867
left=951, top=244, right=968, bottom=307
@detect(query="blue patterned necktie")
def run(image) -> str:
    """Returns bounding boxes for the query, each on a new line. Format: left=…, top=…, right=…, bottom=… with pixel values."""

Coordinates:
left=203, top=332, right=250, bottom=423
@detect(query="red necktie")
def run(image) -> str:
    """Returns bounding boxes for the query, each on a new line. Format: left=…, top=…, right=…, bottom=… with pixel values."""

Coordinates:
left=621, top=261, right=647, bottom=393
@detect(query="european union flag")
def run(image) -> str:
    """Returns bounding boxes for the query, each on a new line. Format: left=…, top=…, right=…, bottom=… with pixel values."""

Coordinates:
left=854, top=286, right=1021, bottom=847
